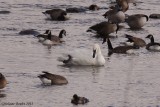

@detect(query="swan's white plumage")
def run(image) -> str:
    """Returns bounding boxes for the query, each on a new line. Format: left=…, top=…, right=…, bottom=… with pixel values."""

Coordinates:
left=58, top=44, right=105, bottom=66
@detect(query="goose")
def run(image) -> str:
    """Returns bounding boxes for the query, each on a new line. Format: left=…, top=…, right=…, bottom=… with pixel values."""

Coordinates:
left=0, top=73, right=7, bottom=89
left=71, top=94, right=89, bottom=105
left=38, top=71, right=68, bottom=85
left=87, top=21, right=119, bottom=38
left=114, top=0, right=129, bottom=12
left=58, top=44, right=105, bottom=66
left=124, top=34, right=146, bottom=47
left=125, top=14, right=149, bottom=29
left=103, top=38, right=139, bottom=55
left=37, top=30, right=51, bottom=42
left=50, top=29, right=66, bottom=43
left=126, top=0, right=137, bottom=5
left=103, top=5, right=125, bottom=23
left=42, top=29, right=66, bottom=46
left=42, top=9, right=69, bottom=21
left=146, top=34, right=160, bottom=51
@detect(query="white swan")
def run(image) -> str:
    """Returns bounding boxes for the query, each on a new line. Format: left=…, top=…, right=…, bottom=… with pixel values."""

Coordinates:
left=58, top=44, right=105, bottom=66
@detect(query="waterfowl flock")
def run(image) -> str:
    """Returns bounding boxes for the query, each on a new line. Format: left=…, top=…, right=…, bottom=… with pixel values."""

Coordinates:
left=1, top=0, right=160, bottom=106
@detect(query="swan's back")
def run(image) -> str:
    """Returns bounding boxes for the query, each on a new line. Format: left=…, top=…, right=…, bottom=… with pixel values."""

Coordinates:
left=58, top=44, right=105, bottom=66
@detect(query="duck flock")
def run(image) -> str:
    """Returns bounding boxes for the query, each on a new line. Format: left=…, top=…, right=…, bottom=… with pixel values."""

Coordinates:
left=1, top=0, right=160, bottom=106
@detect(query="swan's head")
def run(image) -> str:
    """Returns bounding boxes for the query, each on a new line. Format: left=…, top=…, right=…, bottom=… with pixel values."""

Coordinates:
left=93, top=44, right=100, bottom=58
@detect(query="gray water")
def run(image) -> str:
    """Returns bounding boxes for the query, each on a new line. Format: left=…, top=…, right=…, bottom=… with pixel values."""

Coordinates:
left=0, top=0, right=160, bottom=107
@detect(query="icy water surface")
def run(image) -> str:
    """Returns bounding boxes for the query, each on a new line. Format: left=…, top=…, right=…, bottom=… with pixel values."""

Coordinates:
left=0, top=0, right=160, bottom=107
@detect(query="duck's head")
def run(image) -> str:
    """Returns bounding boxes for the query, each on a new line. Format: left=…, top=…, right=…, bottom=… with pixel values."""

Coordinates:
left=89, top=4, right=99, bottom=11
left=73, top=94, right=78, bottom=99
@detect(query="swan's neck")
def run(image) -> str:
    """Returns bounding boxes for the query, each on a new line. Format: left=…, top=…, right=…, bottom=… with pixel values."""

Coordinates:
left=95, top=48, right=105, bottom=65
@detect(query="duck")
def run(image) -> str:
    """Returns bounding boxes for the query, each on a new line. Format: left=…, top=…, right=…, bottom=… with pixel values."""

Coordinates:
left=146, top=34, right=160, bottom=51
left=88, top=4, right=100, bottom=11
left=124, top=34, right=146, bottom=47
left=87, top=21, right=119, bottom=38
left=125, top=14, right=149, bottom=29
left=103, top=38, right=139, bottom=55
left=0, top=73, right=7, bottom=89
left=42, top=9, right=69, bottom=21
left=58, top=44, right=105, bottom=66
left=103, top=5, right=125, bottom=23
left=38, top=71, right=68, bottom=85
left=71, top=94, right=89, bottom=105
left=42, top=29, right=66, bottom=46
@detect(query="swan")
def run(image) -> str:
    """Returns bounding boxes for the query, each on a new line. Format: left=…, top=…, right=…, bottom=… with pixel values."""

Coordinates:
left=58, top=44, right=105, bottom=66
